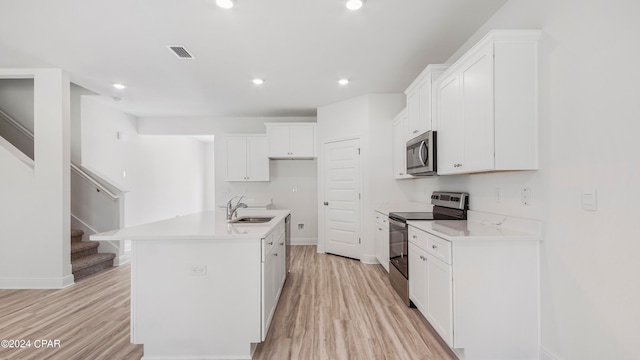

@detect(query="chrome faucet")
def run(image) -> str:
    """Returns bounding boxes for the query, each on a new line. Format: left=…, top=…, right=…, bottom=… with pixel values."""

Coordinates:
left=227, top=195, right=248, bottom=221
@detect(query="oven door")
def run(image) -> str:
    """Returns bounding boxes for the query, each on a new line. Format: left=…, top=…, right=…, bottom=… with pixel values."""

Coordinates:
left=389, top=217, right=408, bottom=278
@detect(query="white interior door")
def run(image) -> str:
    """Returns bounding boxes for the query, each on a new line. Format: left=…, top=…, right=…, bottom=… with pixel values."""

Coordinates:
left=323, top=138, right=361, bottom=259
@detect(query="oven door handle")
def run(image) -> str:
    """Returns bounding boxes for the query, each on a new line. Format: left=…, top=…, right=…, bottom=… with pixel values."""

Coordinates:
left=388, top=217, right=407, bottom=229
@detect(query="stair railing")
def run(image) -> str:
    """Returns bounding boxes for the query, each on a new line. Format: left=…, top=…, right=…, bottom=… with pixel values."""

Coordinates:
left=0, top=107, right=33, bottom=141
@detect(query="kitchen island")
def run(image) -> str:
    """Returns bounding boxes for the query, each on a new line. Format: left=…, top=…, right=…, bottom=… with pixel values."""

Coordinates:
left=91, top=209, right=290, bottom=360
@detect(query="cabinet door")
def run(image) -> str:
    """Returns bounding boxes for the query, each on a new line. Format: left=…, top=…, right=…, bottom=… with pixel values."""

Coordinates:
left=277, top=231, right=286, bottom=288
left=225, top=137, right=248, bottom=181
left=290, top=125, right=315, bottom=157
left=460, top=45, right=494, bottom=173
left=406, top=87, right=421, bottom=139
left=417, top=75, right=433, bottom=133
left=392, top=113, right=411, bottom=179
left=267, top=126, right=291, bottom=157
left=408, top=242, right=427, bottom=313
left=247, top=136, right=270, bottom=181
left=436, top=74, right=464, bottom=175
left=425, top=254, right=453, bottom=347
left=262, top=247, right=278, bottom=340
left=374, top=219, right=389, bottom=272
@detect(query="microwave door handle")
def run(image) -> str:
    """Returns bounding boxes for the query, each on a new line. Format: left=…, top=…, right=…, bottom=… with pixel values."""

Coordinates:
left=418, top=141, right=427, bottom=165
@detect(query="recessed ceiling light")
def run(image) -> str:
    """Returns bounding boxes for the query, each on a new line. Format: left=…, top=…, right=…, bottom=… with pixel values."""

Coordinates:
left=252, top=78, right=264, bottom=85
left=216, top=0, right=235, bottom=9
left=346, top=0, right=364, bottom=11
left=113, top=83, right=127, bottom=90
left=338, top=79, right=350, bottom=86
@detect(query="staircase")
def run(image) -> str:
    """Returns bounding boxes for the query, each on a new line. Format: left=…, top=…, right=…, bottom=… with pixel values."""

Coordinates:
left=71, top=229, right=116, bottom=281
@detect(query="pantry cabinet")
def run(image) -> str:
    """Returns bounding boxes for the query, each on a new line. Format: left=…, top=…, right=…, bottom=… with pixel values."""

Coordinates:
left=405, top=64, right=449, bottom=137
left=265, top=123, right=316, bottom=159
left=392, top=110, right=412, bottom=179
left=435, top=30, right=541, bottom=175
left=225, top=135, right=269, bottom=182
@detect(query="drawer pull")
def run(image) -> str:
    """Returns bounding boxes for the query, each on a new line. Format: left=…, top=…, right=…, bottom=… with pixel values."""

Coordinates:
left=280, top=242, right=284, bottom=246
left=412, top=235, right=417, bottom=239
left=432, top=245, right=438, bottom=249
left=274, top=253, right=278, bottom=256
left=378, top=228, right=382, bottom=231
left=268, top=241, right=274, bottom=245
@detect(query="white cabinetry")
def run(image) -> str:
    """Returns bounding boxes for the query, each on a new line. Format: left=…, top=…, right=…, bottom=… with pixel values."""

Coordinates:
left=435, top=30, right=540, bottom=175
left=392, top=110, right=412, bottom=179
left=225, top=135, right=269, bottom=181
left=404, top=64, right=449, bottom=137
left=265, top=123, right=316, bottom=159
left=408, top=222, right=539, bottom=360
left=373, top=211, right=389, bottom=272
left=409, top=228, right=453, bottom=346
left=261, top=220, right=286, bottom=340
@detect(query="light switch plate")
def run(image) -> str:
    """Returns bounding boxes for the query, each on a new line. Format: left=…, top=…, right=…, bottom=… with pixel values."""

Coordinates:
left=582, top=189, right=597, bottom=211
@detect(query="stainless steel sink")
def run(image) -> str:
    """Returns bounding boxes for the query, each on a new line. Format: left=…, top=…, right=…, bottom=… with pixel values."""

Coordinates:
left=229, top=216, right=274, bottom=224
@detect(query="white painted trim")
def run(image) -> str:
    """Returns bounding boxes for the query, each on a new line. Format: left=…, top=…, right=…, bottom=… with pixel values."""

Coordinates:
left=0, top=274, right=75, bottom=289
left=0, top=133, right=34, bottom=168
left=360, top=254, right=378, bottom=264
left=113, top=252, right=130, bottom=266
left=540, top=346, right=563, bottom=360
left=0, top=107, right=34, bottom=140
left=290, top=237, right=317, bottom=245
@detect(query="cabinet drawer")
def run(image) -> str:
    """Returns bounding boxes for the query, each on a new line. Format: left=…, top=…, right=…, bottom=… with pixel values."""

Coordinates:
left=409, top=227, right=429, bottom=250
left=374, top=212, right=389, bottom=228
left=425, top=233, right=451, bottom=265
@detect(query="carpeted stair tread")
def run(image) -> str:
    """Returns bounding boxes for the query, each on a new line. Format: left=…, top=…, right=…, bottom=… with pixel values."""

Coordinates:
left=71, top=240, right=100, bottom=253
left=71, top=228, right=84, bottom=243
left=72, top=252, right=116, bottom=272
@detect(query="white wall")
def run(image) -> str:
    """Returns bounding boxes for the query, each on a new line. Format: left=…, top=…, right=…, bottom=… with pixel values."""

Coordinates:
left=316, top=94, right=407, bottom=260
left=138, top=116, right=317, bottom=135
left=0, top=78, right=34, bottom=132
left=406, top=1, right=640, bottom=359
left=0, top=69, right=72, bottom=289
left=213, top=138, right=318, bottom=245
left=81, top=97, right=205, bottom=227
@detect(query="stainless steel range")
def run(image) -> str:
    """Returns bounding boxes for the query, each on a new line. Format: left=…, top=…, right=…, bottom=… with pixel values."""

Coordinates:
left=388, top=191, right=469, bottom=306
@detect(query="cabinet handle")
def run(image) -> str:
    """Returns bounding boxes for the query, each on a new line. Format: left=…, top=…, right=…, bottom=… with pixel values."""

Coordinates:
left=432, top=245, right=438, bottom=249
left=378, top=228, right=382, bottom=231
left=413, top=130, right=418, bottom=134
left=399, top=173, right=403, bottom=175
left=280, top=242, right=284, bottom=246
left=412, top=235, right=417, bottom=239
left=383, top=219, right=387, bottom=223
left=268, top=241, right=274, bottom=245
left=274, top=253, right=278, bottom=256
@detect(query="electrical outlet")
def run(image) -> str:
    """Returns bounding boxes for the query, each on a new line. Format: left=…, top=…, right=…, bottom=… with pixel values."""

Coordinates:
left=581, top=189, right=597, bottom=211
left=521, top=188, right=531, bottom=206
left=190, top=265, right=207, bottom=276
left=297, top=223, right=304, bottom=230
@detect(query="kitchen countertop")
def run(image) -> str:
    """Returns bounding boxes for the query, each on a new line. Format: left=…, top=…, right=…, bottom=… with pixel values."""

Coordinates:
left=90, top=209, right=290, bottom=241
left=408, top=210, right=542, bottom=241
left=374, top=201, right=433, bottom=216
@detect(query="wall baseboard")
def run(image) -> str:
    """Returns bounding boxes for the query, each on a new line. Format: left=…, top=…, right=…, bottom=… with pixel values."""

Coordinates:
left=291, top=237, right=317, bottom=245
left=360, top=254, right=378, bottom=264
left=540, top=346, right=562, bottom=360
left=0, top=274, right=75, bottom=289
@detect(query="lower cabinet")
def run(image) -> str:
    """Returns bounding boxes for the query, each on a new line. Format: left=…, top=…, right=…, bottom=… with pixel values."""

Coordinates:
left=409, top=233, right=453, bottom=346
left=374, top=211, right=389, bottom=272
left=261, top=220, right=286, bottom=340
left=408, top=224, right=539, bottom=360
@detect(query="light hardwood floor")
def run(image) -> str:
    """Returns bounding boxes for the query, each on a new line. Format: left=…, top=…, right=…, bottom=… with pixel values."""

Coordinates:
left=253, top=245, right=457, bottom=360
left=0, top=265, right=142, bottom=360
left=0, top=246, right=456, bottom=360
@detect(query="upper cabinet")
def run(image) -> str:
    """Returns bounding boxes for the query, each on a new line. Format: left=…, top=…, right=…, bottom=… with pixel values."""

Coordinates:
left=225, top=135, right=270, bottom=182
left=404, top=64, right=449, bottom=138
left=435, top=30, right=541, bottom=175
left=392, top=109, right=412, bottom=179
left=265, top=123, right=316, bottom=159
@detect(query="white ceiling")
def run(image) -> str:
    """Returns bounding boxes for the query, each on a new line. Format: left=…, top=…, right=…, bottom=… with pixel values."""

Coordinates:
left=0, top=0, right=507, bottom=118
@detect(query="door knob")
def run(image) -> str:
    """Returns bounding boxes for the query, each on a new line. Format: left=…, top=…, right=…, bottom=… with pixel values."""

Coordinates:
left=324, top=201, right=329, bottom=206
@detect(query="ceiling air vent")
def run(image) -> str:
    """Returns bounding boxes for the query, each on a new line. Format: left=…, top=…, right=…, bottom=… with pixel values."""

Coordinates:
left=167, top=45, right=194, bottom=59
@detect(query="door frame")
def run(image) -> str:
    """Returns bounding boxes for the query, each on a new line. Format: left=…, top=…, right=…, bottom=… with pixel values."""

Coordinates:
left=317, top=135, right=363, bottom=257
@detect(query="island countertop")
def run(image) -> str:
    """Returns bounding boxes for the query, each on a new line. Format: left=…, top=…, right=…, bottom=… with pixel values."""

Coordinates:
left=90, top=209, right=291, bottom=241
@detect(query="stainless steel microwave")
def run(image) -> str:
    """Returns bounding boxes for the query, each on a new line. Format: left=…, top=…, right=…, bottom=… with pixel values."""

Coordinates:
left=406, top=131, right=437, bottom=176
